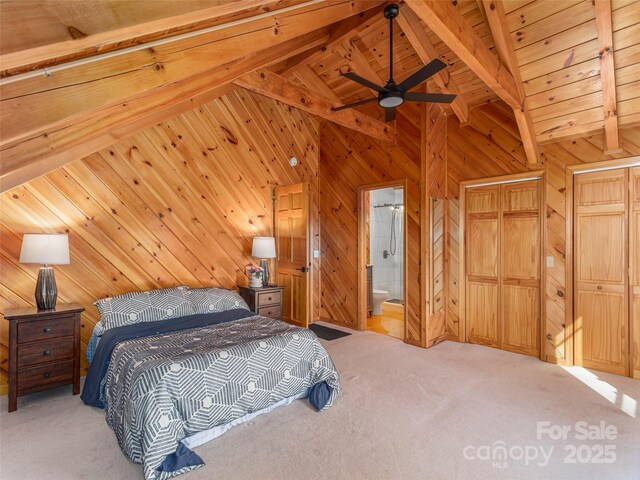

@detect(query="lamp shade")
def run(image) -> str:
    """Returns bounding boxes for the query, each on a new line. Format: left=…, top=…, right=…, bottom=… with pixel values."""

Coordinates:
left=19, top=234, right=70, bottom=265
left=252, top=237, right=276, bottom=259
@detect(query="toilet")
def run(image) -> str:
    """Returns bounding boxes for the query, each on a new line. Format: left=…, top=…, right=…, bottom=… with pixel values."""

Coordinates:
left=372, top=289, right=389, bottom=315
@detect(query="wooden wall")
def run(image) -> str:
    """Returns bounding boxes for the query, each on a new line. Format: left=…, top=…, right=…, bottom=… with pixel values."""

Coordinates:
left=3, top=83, right=638, bottom=399
left=319, top=111, right=425, bottom=344
left=318, top=104, right=448, bottom=347
left=446, top=197, right=460, bottom=338
left=0, top=89, right=321, bottom=392
left=425, top=104, right=449, bottom=345
left=446, top=101, right=640, bottom=364
left=430, top=198, right=446, bottom=337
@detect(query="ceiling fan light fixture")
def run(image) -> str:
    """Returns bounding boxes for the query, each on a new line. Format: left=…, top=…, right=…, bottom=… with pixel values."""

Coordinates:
left=334, top=4, right=456, bottom=122
left=379, top=93, right=404, bottom=108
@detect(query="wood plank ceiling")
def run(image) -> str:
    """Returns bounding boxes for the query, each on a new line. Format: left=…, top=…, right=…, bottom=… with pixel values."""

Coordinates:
left=282, top=0, right=501, bottom=124
left=0, top=1, right=248, bottom=54
left=4, top=0, right=638, bottom=187
left=506, top=0, right=640, bottom=146
left=0, top=0, right=507, bottom=188
left=284, top=0, right=639, bottom=154
left=0, top=0, right=388, bottom=192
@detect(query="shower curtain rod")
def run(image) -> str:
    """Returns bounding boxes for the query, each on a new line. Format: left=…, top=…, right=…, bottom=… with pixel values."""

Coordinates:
left=373, top=203, right=403, bottom=208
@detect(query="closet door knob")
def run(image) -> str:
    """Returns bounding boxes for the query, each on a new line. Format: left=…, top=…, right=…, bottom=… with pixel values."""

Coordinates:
left=43, top=350, right=51, bottom=356
left=43, top=327, right=52, bottom=333
left=43, top=372, right=51, bottom=379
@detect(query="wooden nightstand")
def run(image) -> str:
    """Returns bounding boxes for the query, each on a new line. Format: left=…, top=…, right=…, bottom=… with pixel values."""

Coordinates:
left=5, top=303, right=84, bottom=412
left=238, top=286, right=284, bottom=320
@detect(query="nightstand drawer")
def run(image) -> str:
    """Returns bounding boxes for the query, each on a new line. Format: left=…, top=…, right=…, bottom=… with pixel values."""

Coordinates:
left=257, top=305, right=282, bottom=319
left=18, top=360, right=74, bottom=392
left=6, top=303, right=84, bottom=412
left=257, top=290, right=282, bottom=307
left=18, top=337, right=73, bottom=368
left=18, top=317, right=75, bottom=343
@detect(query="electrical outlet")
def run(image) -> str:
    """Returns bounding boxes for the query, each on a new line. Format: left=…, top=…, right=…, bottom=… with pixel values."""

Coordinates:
left=313, top=249, right=320, bottom=258
left=546, top=256, right=554, bottom=268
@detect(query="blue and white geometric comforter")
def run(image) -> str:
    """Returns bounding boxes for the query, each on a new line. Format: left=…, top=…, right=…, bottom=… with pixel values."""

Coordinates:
left=83, top=311, right=340, bottom=480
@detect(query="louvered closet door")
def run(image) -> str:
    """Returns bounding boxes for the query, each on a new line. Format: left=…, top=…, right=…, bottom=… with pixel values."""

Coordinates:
left=465, top=180, right=541, bottom=357
left=630, top=167, right=640, bottom=379
left=574, top=169, right=629, bottom=376
left=466, top=186, right=500, bottom=347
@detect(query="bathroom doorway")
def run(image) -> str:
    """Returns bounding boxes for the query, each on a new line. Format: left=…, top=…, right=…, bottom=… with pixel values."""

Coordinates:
left=358, top=181, right=407, bottom=340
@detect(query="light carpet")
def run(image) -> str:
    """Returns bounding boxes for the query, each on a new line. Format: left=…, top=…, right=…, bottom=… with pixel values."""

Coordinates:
left=1, top=325, right=639, bottom=480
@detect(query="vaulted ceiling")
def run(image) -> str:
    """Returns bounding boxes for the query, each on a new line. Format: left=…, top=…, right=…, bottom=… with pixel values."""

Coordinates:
left=1, top=0, right=639, bottom=192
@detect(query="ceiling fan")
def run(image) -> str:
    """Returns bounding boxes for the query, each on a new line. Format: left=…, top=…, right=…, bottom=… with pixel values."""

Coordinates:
left=332, top=3, right=456, bottom=122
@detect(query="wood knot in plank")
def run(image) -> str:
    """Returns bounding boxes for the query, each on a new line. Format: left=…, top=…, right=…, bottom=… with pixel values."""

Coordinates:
left=219, top=125, right=239, bottom=145
left=67, top=26, right=88, bottom=39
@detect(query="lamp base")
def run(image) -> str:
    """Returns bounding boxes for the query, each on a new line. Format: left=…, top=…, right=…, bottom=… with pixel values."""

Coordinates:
left=260, top=259, right=270, bottom=288
left=35, top=266, right=57, bottom=310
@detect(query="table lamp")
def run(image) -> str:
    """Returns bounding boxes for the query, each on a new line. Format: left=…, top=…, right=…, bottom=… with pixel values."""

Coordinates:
left=19, top=234, right=70, bottom=310
left=252, top=237, right=276, bottom=287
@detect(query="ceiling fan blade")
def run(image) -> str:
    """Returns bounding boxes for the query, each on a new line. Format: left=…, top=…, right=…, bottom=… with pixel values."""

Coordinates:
left=397, top=58, right=448, bottom=92
left=404, top=92, right=457, bottom=104
left=385, top=107, right=396, bottom=123
left=331, top=97, right=378, bottom=111
left=341, top=71, right=384, bottom=93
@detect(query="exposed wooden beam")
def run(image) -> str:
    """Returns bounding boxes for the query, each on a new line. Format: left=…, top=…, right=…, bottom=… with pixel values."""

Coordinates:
left=475, top=0, right=490, bottom=27
left=281, top=5, right=385, bottom=76
left=233, top=69, right=395, bottom=142
left=0, top=30, right=327, bottom=193
left=481, top=0, right=539, bottom=164
left=0, top=0, right=308, bottom=77
left=334, top=38, right=385, bottom=93
left=0, top=0, right=379, bottom=144
left=405, top=0, right=521, bottom=110
left=594, top=0, right=622, bottom=153
left=395, top=9, right=470, bottom=125
left=292, top=65, right=342, bottom=103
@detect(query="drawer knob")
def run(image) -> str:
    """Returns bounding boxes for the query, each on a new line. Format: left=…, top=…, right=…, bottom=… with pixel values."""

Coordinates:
left=43, top=327, right=52, bottom=333
left=43, top=372, right=51, bottom=379
left=597, top=285, right=603, bottom=290
left=267, top=311, right=272, bottom=315
left=268, top=297, right=272, bottom=301
left=43, top=350, right=51, bottom=356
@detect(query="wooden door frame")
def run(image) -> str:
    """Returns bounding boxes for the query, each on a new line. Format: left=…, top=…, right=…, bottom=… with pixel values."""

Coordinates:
left=357, top=179, right=409, bottom=340
left=565, top=156, right=640, bottom=369
left=273, top=182, right=312, bottom=327
left=458, top=171, right=546, bottom=358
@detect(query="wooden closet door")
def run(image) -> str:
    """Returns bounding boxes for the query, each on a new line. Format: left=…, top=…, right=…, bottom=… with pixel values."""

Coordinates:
left=465, top=186, right=499, bottom=347
left=574, top=169, right=629, bottom=376
left=631, top=167, right=640, bottom=379
left=501, top=181, right=540, bottom=356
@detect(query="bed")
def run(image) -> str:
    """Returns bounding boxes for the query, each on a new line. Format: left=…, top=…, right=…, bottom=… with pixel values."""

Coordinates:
left=81, top=287, right=340, bottom=480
